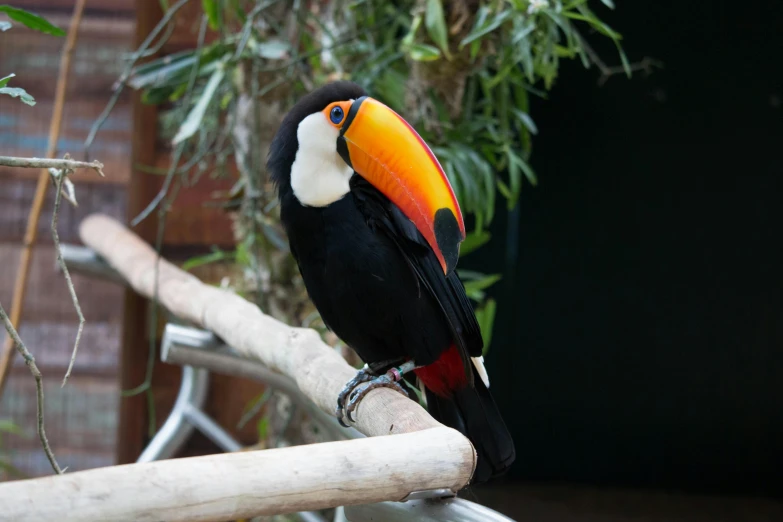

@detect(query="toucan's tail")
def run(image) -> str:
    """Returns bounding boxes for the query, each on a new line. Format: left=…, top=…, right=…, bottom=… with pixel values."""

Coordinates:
left=422, top=364, right=516, bottom=484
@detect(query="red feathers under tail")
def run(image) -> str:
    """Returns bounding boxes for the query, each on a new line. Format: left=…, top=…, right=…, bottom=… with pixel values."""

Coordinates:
left=414, top=345, right=516, bottom=484
left=413, top=344, right=468, bottom=397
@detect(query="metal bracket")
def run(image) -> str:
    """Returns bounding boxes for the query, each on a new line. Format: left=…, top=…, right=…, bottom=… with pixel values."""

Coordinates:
left=137, top=325, right=242, bottom=462
left=400, top=488, right=457, bottom=502
left=160, top=323, right=363, bottom=442
left=344, top=497, right=516, bottom=522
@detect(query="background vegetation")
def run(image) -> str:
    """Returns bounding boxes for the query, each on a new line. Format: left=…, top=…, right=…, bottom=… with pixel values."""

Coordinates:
left=111, top=0, right=633, bottom=352
left=83, top=0, right=639, bottom=444
left=3, top=0, right=638, bottom=460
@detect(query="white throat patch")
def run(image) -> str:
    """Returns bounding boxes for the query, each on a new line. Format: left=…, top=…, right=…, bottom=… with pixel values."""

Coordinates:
left=290, top=112, right=354, bottom=207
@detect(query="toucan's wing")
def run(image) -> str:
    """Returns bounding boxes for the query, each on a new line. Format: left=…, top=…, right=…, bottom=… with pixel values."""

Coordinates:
left=353, top=177, right=483, bottom=382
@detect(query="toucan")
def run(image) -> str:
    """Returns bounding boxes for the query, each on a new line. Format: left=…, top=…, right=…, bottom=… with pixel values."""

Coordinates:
left=267, top=81, right=515, bottom=484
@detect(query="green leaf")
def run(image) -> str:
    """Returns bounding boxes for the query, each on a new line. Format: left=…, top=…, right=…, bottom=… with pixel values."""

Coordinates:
left=511, top=108, right=538, bottom=135
left=256, top=416, right=270, bottom=441
left=614, top=40, right=632, bottom=77
left=407, top=43, right=441, bottom=62
left=129, top=53, right=199, bottom=90
left=401, top=14, right=421, bottom=47
left=564, top=11, right=622, bottom=40
left=0, top=86, right=35, bottom=106
left=0, top=458, right=27, bottom=479
left=505, top=148, right=522, bottom=208
left=600, top=0, right=616, bottom=8
left=172, top=64, right=225, bottom=144
left=0, top=5, right=64, bottom=36
left=0, top=73, right=13, bottom=87
left=507, top=146, right=537, bottom=188
left=0, top=419, right=22, bottom=435
left=496, top=178, right=512, bottom=200
left=237, top=389, right=272, bottom=429
left=0, top=20, right=10, bottom=31
left=228, top=0, right=247, bottom=23
left=202, top=0, right=220, bottom=30
left=158, top=0, right=170, bottom=10
left=475, top=298, right=497, bottom=356
left=256, top=40, right=291, bottom=60
left=425, top=0, right=450, bottom=59
left=462, top=273, right=502, bottom=301
left=459, top=9, right=511, bottom=48
left=406, top=379, right=427, bottom=408
left=181, top=248, right=234, bottom=271
left=220, top=91, right=233, bottom=110
left=460, top=230, right=491, bottom=256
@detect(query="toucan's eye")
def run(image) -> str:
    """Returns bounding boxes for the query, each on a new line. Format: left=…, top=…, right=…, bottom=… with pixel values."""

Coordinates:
left=330, top=106, right=344, bottom=124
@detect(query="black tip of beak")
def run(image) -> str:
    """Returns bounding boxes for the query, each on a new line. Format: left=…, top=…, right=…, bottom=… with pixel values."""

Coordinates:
left=434, top=208, right=462, bottom=274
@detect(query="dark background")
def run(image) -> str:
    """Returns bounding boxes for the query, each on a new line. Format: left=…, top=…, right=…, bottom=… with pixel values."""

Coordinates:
left=474, top=0, right=783, bottom=497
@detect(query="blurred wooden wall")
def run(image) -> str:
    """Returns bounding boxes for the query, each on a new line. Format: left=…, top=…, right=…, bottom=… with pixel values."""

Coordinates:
left=117, top=1, right=266, bottom=464
left=0, top=1, right=134, bottom=476
left=1, top=0, right=266, bottom=478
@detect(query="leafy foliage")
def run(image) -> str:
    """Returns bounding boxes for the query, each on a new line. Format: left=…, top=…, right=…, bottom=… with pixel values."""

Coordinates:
left=0, top=73, right=35, bottom=105
left=0, top=418, right=25, bottom=480
left=122, top=0, right=635, bottom=354
left=1, top=5, right=64, bottom=105
left=0, top=4, right=65, bottom=36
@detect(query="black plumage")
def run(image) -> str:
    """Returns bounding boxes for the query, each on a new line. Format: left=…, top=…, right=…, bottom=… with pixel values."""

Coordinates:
left=267, top=81, right=515, bottom=483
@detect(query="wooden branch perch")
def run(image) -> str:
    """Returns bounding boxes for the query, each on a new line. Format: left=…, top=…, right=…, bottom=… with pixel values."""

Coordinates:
left=77, top=213, right=471, bottom=443
left=0, top=213, right=477, bottom=520
left=0, top=428, right=471, bottom=521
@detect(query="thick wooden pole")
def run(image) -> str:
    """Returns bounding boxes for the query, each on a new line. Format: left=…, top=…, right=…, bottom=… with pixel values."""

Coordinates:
left=0, top=427, right=473, bottom=521
left=115, top=0, right=164, bottom=464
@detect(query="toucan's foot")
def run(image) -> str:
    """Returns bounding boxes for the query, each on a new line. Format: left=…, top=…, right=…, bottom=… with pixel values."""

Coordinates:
left=340, top=361, right=417, bottom=425
left=344, top=373, right=408, bottom=423
left=336, top=365, right=375, bottom=427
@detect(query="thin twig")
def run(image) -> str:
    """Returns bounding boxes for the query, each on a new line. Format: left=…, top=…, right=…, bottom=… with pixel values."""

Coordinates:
left=233, top=0, right=283, bottom=60
left=130, top=143, right=185, bottom=227
left=572, top=28, right=661, bottom=86
left=83, top=0, right=192, bottom=156
left=596, top=56, right=662, bottom=86
left=130, top=14, right=208, bottom=227
left=50, top=167, right=85, bottom=387
left=237, top=389, right=273, bottom=430
left=0, top=156, right=105, bottom=176
left=0, top=0, right=88, bottom=399
left=0, top=303, right=62, bottom=475
left=135, top=17, right=176, bottom=59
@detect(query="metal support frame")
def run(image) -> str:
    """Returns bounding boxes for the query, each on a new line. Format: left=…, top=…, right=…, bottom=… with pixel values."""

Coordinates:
left=60, top=244, right=516, bottom=521
left=138, top=327, right=243, bottom=463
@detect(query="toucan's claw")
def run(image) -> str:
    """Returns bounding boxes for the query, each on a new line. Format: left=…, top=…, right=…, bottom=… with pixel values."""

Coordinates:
left=335, top=365, right=375, bottom=427
left=336, top=360, right=417, bottom=426
left=344, top=374, right=409, bottom=423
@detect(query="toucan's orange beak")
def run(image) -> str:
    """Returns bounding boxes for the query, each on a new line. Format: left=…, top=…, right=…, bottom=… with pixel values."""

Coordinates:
left=336, top=97, right=465, bottom=275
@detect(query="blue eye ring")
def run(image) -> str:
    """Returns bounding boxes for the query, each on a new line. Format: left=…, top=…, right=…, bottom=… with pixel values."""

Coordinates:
left=330, top=106, right=344, bottom=124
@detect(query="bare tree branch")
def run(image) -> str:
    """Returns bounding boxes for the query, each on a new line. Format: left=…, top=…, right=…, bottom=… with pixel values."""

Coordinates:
left=50, top=168, right=85, bottom=386
left=83, top=0, right=192, bottom=155
left=0, top=156, right=105, bottom=177
left=573, top=29, right=662, bottom=86
left=0, top=303, right=62, bottom=475
left=0, top=0, right=89, bottom=402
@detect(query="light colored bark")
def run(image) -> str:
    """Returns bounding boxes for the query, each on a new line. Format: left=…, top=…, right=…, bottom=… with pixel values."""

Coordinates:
left=77, top=213, right=466, bottom=440
left=0, top=427, right=473, bottom=522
